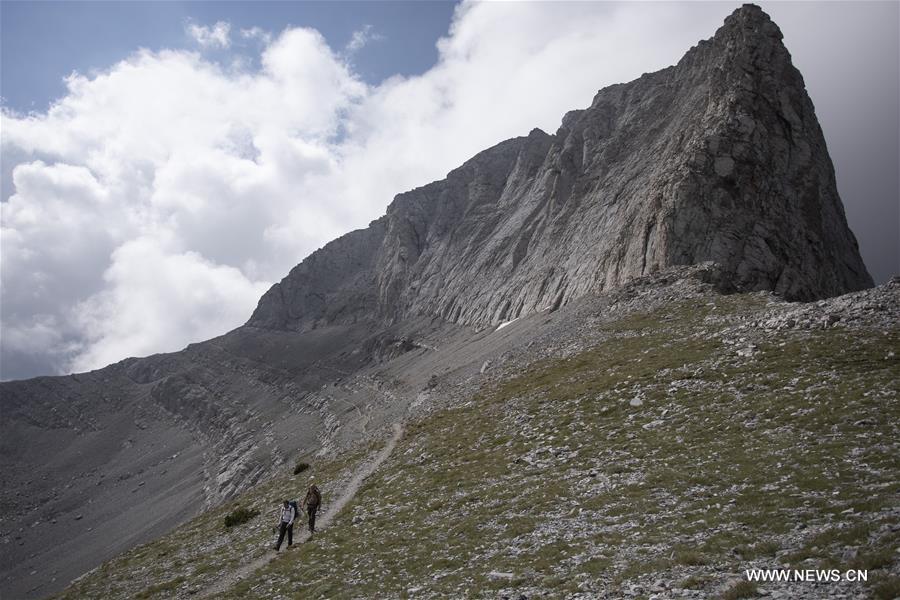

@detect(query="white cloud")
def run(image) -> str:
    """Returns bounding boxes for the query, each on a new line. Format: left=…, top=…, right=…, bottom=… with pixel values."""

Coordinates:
left=187, top=21, right=231, bottom=49
left=345, top=24, right=384, bottom=55
left=1, top=25, right=365, bottom=377
left=240, top=26, right=272, bottom=46
left=5, top=1, right=887, bottom=380
left=69, top=238, right=270, bottom=372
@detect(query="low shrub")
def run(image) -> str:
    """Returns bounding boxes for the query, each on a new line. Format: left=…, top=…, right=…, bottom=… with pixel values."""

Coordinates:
left=293, top=461, right=310, bottom=475
left=224, top=507, right=259, bottom=528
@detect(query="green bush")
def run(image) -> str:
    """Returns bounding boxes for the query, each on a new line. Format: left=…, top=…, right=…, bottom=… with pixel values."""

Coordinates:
left=223, top=507, right=259, bottom=528
left=293, top=461, right=310, bottom=475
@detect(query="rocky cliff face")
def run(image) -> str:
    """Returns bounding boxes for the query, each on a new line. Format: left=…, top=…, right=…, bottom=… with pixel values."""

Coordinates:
left=249, top=4, right=871, bottom=333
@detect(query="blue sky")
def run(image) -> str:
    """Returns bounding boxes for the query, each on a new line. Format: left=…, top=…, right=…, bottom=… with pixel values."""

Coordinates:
left=1, top=1, right=897, bottom=381
left=1, top=1, right=457, bottom=112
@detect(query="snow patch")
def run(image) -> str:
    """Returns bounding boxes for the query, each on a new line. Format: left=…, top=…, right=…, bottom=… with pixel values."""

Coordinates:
left=495, top=317, right=520, bottom=332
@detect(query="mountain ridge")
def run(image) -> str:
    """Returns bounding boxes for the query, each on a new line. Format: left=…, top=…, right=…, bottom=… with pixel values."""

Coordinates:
left=247, top=3, right=871, bottom=336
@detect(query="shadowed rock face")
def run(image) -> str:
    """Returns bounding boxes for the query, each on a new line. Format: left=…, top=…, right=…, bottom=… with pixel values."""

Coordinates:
left=249, top=4, right=871, bottom=334
left=0, top=5, right=874, bottom=599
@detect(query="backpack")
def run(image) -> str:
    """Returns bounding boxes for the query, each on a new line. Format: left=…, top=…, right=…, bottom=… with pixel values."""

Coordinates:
left=307, top=486, right=321, bottom=508
left=288, top=500, right=299, bottom=518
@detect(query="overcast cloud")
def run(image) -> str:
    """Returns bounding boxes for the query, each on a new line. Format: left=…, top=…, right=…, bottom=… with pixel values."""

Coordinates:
left=1, top=1, right=897, bottom=381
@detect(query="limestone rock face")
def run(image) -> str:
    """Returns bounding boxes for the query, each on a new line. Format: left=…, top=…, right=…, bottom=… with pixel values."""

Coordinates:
left=249, top=4, right=871, bottom=333
left=249, top=220, right=388, bottom=331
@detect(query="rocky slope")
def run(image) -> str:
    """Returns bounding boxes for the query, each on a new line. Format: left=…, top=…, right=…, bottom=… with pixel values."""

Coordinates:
left=0, top=5, right=877, bottom=598
left=0, top=322, right=407, bottom=598
left=55, top=272, right=900, bottom=599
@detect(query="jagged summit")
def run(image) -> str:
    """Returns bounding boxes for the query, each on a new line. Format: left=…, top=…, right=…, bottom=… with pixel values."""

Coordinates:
left=249, top=4, right=871, bottom=333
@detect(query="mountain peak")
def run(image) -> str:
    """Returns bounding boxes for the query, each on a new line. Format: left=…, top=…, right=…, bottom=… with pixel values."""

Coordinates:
left=248, top=4, right=870, bottom=333
left=723, top=3, right=781, bottom=36
left=715, top=3, right=788, bottom=65
left=675, top=3, right=787, bottom=76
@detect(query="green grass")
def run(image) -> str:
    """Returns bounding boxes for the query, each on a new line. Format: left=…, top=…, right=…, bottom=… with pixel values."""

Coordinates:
left=680, top=573, right=711, bottom=589
left=673, top=548, right=709, bottom=566
left=132, top=576, right=185, bottom=599
left=720, top=580, right=758, bottom=599
left=55, top=439, right=378, bottom=599
left=733, top=540, right=780, bottom=559
left=56, top=293, right=900, bottom=599
left=871, top=574, right=900, bottom=600
left=219, top=296, right=897, bottom=597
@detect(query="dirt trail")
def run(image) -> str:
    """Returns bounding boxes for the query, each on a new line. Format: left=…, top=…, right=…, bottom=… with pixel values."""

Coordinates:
left=199, top=423, right=404, bottom=597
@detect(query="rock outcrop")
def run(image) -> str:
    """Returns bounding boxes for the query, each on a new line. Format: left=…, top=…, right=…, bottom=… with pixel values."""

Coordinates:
left=249, top=4, right=871, bottom=334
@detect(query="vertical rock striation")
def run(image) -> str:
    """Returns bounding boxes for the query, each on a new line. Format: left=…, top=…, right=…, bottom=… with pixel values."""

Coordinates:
left=248, top=4, right=872, bottom=333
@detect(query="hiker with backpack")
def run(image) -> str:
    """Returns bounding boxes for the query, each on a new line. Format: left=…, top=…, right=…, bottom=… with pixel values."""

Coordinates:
left=273, top=499, right=296, bottom=551
left=302, top=479, right=321, bottom=534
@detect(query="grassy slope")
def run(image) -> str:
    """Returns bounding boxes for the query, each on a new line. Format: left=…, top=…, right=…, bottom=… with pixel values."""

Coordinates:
left=58, top=293, right=900, bottom=599
left=56, top=437, right=381, bottom=599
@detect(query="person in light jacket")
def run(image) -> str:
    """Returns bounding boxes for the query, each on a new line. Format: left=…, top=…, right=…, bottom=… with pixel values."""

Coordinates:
left=273, top=499, right=295, bottom=551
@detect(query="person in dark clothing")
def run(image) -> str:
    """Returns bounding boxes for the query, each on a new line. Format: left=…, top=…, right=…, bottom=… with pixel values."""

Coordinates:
left=274, top=499, right=295, bottom=551
left=302, top=479, right=321, bottom=534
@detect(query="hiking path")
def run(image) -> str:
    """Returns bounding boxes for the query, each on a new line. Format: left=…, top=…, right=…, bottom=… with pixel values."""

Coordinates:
left=199, top=422, right=404, bottom=597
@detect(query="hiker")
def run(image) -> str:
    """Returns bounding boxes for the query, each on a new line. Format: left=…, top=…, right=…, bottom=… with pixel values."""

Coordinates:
left=273, top=499, right=295, bottom=551
left=302, top=478, right=322, bottom=534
